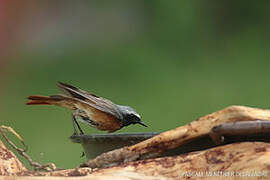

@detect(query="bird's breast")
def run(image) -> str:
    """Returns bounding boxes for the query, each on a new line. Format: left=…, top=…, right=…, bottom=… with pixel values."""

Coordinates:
left=76, top=102, right=123, bottom=132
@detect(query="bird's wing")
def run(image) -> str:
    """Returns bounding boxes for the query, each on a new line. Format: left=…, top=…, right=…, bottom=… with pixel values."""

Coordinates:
left=57, top=82, right=122, bottom=119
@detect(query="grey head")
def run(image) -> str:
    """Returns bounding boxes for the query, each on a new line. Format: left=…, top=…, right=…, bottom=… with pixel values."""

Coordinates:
left=116, top=105, right=147, bottom=128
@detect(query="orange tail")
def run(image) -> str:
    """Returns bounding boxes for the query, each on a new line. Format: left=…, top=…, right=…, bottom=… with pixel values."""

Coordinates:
left=26, top=95, right=75, bottom=109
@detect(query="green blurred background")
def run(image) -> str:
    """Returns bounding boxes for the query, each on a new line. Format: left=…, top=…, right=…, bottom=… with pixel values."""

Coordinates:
left=1, top=1, right=270, bottom=169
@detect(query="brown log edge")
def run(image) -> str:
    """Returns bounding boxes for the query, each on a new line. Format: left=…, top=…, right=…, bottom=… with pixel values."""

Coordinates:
left=89, top=142, right=270, bottom=180
left=1, top=141, right=270, bottom=179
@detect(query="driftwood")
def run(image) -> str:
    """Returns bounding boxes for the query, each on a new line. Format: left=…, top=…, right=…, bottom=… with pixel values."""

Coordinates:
left=82, top=105, right=270, bottom=168
left=0, top=105, right=270, bottom=179
left=0, top=141, right=269, bottom=179
left=89, top=142, right=270, bottom=180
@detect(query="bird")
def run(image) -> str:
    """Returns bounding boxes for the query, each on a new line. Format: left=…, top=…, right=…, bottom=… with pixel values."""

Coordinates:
left=26, top=82, right=147, bottom=135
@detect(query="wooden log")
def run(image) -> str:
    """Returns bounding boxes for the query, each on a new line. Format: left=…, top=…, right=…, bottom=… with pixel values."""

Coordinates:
left=82, top=106, right=270, bottom=168
left=1, top=142, right=269, bottom=180
left=89, top=142, right=270, bottom=180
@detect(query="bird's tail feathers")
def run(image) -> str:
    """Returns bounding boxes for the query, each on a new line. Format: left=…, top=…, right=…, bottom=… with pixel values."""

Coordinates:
left=26, top=95, right=75, bottom=109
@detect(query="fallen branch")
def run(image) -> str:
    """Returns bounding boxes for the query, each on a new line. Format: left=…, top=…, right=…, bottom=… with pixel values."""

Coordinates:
left=0, top=125, right=59, bottom=172
left=90, top=142, right=270, bottom=180
left=1, top=142, right=269, bottom=179
left=82, top=105, right=270, bottom=168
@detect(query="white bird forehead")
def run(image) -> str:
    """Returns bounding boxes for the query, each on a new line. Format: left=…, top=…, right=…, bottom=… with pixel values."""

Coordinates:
left=118, top=105, right=140, bottom=117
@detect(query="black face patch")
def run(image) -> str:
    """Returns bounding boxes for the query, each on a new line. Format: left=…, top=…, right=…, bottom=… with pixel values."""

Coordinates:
left=121, top=113, right=141, bottom=127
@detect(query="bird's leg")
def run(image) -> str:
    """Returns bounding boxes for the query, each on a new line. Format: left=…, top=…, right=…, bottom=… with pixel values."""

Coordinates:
left=75, top=118, right=84, bottom=135
left=72, top=115, right=78, bottom=136
left=72, top=114, right=84, bottom=135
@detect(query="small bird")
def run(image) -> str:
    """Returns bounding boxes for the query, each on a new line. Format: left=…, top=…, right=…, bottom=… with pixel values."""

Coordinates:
left=26, top=82, right=147, bottom=134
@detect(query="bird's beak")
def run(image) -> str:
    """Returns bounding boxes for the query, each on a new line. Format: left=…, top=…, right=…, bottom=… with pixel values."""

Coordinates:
left=137, top=121, right=147, bottom=127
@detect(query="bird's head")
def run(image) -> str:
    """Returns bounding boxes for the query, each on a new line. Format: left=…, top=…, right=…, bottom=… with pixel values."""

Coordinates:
left=117, top=105, right=147, bottom=128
